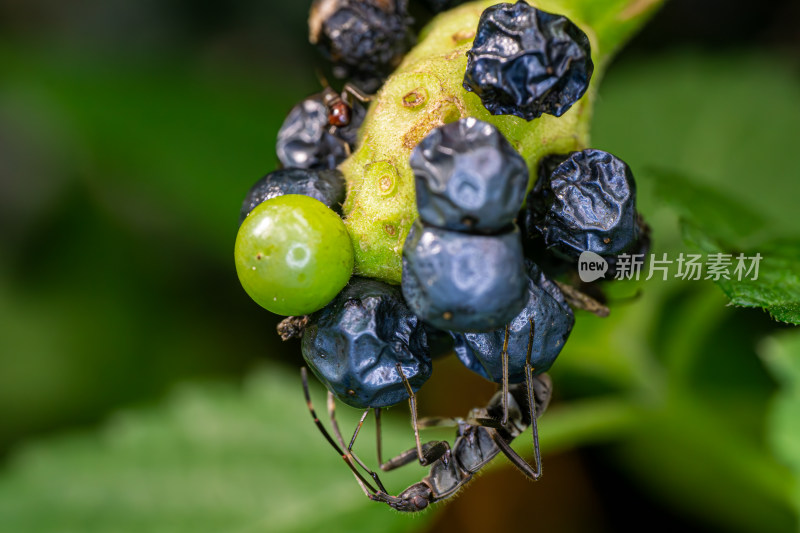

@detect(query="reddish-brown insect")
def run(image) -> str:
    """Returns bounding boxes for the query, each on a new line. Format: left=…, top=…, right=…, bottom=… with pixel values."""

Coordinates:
left=321, top=83, right=371, bottom=129
left=322, top=87, right=352, bottom=127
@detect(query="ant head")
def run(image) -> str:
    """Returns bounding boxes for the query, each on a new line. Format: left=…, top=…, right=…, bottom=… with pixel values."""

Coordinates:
left=389, top=483, right=433, bottom=512
left=329, top=101, right=351, bottom=127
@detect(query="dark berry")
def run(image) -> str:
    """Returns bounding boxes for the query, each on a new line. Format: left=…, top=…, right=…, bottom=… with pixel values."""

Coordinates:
left=425, top=325, right=455, bottom=359
left=419, top=0, right=468, bottom=13
left=276, top=94, right=365, bottom=170
left=401, top=219, right=528, bottom=332
left=528, top=149, right=639, bottom=259
left=523, top=153, right=571, bottom=228
left=309, top=0, right=414, bottom=82
left=301, top=277, right=432, bottom=409
left=410, top=118, right=529, bottom=233
left=239, top=168, right=346, bottom=224
left=452, top=260, right=574, bottom=382
left=463, top=1, right=593, bottom=120
left=604, top=213, right=651, bottom=277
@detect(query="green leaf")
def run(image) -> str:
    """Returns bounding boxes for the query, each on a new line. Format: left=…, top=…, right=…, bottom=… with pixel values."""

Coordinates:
left=760, top=330, right=800, bottom=526
left=593, top=53, right=800, bottom=236
left=712, top=241, right=800, bottom=325
left=650, top=168, right=800, bottom=324
left=0, top=366, right=434, bottom=533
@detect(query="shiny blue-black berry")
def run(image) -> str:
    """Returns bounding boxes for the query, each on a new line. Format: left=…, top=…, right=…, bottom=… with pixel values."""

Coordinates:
left=276, top=94, right=365, bottom=170
left=452, top=260, right=574, bottom=382
left=463, top=1, right=593, bottom=120
left=239, top=168, right=346, bottom=224
left=529, top=149, right=639, bottom=259
left=401, top=219, right=528, bottom=332
left=301, top=277, right=432, bottom=409
left=309, top=0, right=414, bottom=84
left=410, top=118, right=528, bottom=233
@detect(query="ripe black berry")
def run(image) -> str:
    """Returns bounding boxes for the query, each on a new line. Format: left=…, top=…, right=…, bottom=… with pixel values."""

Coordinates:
left=239, top=168, right=346, bottom=224
left=301, top=277, right=432, bottom=408
left=463, top=1, right=593, bottom=120
left=452, top=260, right=574, bottom=382
left=276, top=94, right=365, bottom=170
left=309, top=0, right=414, bottom=83
left=401, top=219, right=528, bottom=332
left=410, top=118, right=529, bottom=233
left=527, top=149, right=639, bottom=259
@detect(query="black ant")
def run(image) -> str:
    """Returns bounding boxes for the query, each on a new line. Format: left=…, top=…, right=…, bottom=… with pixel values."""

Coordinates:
left=302, top=320, right=553, bottom=512
left=302, top=366, right=552, bottom=512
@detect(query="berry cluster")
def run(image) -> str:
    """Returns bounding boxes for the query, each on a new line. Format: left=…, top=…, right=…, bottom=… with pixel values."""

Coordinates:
left=234, top=0, right=649, bottom=510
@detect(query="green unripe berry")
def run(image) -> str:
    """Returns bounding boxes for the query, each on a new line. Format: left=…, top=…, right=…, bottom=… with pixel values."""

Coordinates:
left=235, top=195, right=354, bottom=316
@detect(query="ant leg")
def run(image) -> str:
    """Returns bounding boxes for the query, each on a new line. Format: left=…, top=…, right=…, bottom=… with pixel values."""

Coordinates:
left=379, top=415, right=458, bottom=472
left=396, top=363, right=451, bottom=466
left=553, top=280, right=610, bottom=317
left=523, top=362, right=543, bottom=480
left=345, top=409, right=390, bottom=493
left=327, top=391, right=347, bottom=447
left=327, top=391, right=389, bottom=491
left=522, top=318, right=542, bottom=479
left=501, top=324, right=510, bottom=426
left=375, top=408, right=383, bottom=466
left=416, top=417, right=459, bottom=429
left=328, top=392, right=390, bottom=492
left=496, top=318, right=545, bottom=480
left=343, top=82, right=372, bottom=103
left=492, top=430, right=542, bottom=481
left=301, top=367, right=383, bottom=497
left=468, top=416, right=504, bottom=429
left=380, top=440, right=454, bottom=472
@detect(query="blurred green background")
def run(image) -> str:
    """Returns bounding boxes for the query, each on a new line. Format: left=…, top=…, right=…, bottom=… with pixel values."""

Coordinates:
left=1, top=1, right=799, bottom=532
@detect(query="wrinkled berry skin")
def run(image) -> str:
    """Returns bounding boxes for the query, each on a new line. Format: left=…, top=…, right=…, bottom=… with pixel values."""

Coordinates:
left=309, top=0, right=414, bottom=82
left=276, top=95, right=365, bottom=170
left=532, top=149, right=639, bottom=259
left=410, top=118, right=528, bottom=233
left=402, top=219, right=527, bottom=332
left=452, top=261, right=574, bottom=383
left=302, top=277, right=432, bottom=409
left=463, top=1, right=593, bottom=120
left=239, top=168, right=346, bottom=224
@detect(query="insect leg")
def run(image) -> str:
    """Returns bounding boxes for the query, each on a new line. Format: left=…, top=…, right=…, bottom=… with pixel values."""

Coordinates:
left=301, top=367, right=383, bottom=497
left=378, top=415, right=458, bottom=472
left=343, top=82, right=372, bottom=103
left=524, top=318, right=542, bottom=479
left=495, top=318, right=544, bottom=481
left=375, top=408, right=383, bottom=466
left=396, top=363, right=451, bottom=466
left=345, top=409, right=390, bottom=492
left=327, top=391, right=347, bottom=447
left=553, top=280, right=610, bottom=317
left=501, top=324, right=510, bottom=425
